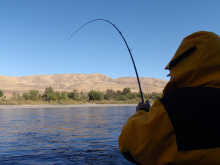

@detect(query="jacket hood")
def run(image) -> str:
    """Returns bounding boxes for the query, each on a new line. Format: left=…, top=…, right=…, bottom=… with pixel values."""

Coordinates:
left=163, top=31, right=220, bottom=96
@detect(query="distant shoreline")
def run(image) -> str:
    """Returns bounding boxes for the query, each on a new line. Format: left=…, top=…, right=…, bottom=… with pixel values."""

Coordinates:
left=0, top=104, right=137, bottom=109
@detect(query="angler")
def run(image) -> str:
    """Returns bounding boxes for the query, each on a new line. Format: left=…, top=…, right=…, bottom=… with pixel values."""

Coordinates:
left=119, top=31, right=220, bottom=164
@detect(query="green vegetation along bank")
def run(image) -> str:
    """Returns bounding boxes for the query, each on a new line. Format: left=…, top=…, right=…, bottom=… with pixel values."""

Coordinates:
left=0, top=88, right=162, bottom=105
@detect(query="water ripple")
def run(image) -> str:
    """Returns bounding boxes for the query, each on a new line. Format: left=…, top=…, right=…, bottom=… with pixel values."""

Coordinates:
left=0, top=106, right=135, bottom=164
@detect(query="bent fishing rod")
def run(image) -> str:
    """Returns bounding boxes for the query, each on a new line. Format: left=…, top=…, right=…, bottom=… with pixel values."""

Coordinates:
left=68, top=19, right=144, bottom=103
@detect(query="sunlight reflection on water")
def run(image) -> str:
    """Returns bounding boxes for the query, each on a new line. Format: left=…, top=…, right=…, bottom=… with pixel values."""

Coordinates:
left=0, top=106, right=135, bottom=164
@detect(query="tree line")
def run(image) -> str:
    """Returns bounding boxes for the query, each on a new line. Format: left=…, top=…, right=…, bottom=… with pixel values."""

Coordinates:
left=0, top=87, right=162, bottom=102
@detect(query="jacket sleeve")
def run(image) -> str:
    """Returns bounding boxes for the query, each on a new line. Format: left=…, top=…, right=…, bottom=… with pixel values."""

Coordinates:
left=118, top=99, right=175, bottom=165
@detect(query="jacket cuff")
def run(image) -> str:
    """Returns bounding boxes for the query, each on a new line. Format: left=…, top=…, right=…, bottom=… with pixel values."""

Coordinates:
left=139, top=108, right=149, bottom=112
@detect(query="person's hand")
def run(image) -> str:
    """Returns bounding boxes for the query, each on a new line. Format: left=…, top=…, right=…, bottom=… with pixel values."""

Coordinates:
left=136, top=100, right=151, bottom=112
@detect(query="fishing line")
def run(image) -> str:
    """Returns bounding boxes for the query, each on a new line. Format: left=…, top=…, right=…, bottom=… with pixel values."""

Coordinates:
left=68, top=19, right=144, bottom=103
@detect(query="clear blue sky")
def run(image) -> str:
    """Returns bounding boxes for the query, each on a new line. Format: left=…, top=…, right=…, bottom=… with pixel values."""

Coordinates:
left=1, top=0, right=220, bottom=81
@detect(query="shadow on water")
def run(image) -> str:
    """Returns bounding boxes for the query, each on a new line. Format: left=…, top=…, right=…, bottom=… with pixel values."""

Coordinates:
left=0, top=106, right=135, bottom=164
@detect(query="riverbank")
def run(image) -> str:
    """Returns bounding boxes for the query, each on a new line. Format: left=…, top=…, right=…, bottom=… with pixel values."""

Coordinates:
left=0, top=103, right=137, bottom=109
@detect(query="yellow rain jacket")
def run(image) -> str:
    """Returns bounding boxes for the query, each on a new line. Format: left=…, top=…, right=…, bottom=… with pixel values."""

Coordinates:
left=119, top=31, right=220, bottom=165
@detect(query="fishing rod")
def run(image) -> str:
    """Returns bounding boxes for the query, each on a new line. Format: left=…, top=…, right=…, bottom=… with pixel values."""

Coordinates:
left=68, top=19, right=144, bottom=103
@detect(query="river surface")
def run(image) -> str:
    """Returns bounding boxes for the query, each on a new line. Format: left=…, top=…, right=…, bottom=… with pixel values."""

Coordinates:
left=0, top=105, right=135, bottom=164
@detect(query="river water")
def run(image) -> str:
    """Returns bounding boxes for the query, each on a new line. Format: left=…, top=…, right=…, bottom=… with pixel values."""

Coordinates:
left=0, top=105, right=135, bottom=164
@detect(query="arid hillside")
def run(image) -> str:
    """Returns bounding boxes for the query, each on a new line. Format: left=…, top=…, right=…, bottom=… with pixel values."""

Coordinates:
left=0, top=73, right=168, bottom=95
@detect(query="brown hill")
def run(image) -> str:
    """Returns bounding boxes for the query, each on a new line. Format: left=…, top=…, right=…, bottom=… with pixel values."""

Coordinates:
left=0, top=73, right=167, bottom=95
